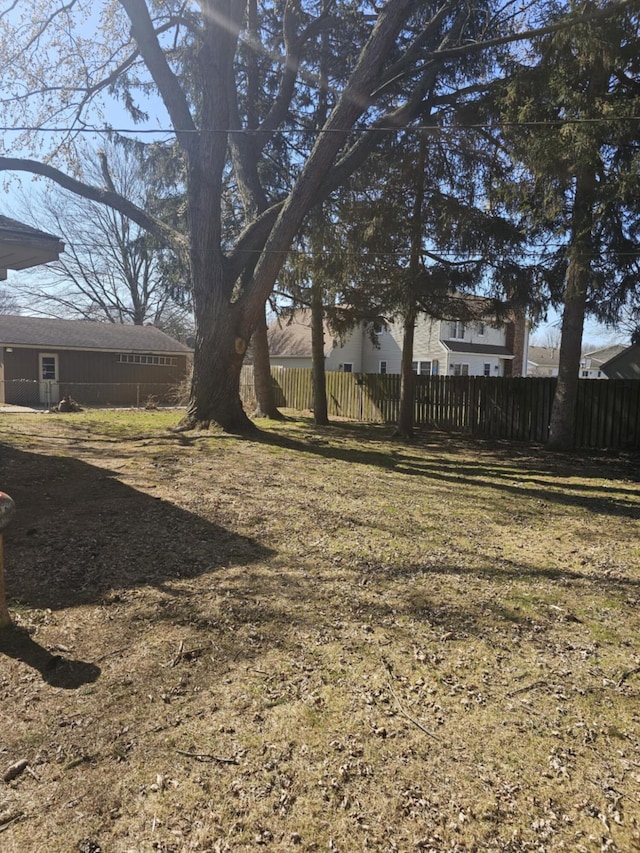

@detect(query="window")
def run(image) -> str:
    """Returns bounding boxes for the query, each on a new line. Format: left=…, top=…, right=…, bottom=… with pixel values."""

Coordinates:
left=419, top=360, right=431, bottom=376
left=343, top=363, right=353, bottom=373
left=40, top=356, right=57, bottom=380
left=483, top=362, right=491, bottom=377
left=118, top=353, right=177, bottom=367
left=452, top=363, right=469, bottom=376
left=449, top=321, right=465, bottom=339
left=380, top=361, right=387, bottom=375
left=477, top=322, right=485, bottom=336
left=581, top=370, right=589, bottom=377
left=373, top=322, right=384, bottom=335
left=411, top=361, right=418, bottom=374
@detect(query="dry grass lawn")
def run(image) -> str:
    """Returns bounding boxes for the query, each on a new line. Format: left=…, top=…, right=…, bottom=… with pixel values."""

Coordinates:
left=0, top=409, right=639, bottom=853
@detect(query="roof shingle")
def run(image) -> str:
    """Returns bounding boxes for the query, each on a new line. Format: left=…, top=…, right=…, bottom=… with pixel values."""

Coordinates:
left=0, top=315, right=191, bottom=353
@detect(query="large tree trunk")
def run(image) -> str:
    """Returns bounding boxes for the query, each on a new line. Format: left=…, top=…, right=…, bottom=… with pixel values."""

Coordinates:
left=547, top=167, right=596, bottom=450
left=311, top=284, right=329, bottom=426
left=182, top=305, right=255, bottom=433
left=180, top=210, right=257, bottom=433
left=394, top=137, right=425, bottom=441
left=395, top=306, right=417, bottom=440
left=546, top=265, right=588, bottom=450
left=252, top=304, right=284, bottom=419
left=547, top=45, right=607, bottom=451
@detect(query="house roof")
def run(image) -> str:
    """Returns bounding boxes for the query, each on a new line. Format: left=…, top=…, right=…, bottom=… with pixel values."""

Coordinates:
left=528, top=346, right=560, bottom=368
left=440, top=340, right=514, bottom=358
left=600, top=344, right=640, bottom=379
left=0, top=314, right=192, bottom=354
left=582, top=344, right=627, bottom=367
left=267, top=310, right=334, bottom=358
left=0, top=216, right=65, bottom=280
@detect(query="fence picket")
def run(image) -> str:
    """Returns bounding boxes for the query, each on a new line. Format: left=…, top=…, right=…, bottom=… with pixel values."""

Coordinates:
left=237, top=367, right=640, bottom=450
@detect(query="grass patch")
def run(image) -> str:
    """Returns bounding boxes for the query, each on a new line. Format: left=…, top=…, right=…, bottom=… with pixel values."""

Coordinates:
left=0, top=411, right=639, bottom=852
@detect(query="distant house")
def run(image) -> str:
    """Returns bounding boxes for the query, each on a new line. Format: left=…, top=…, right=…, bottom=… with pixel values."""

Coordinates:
left=600, top=344, right=640, bottom=379
left=580, top=345, right=627, bottom=379
left=268, top=304, right=529, bottom=377
left=0, top=315, right=192, bottom=407
left=527, top=346, right=560, bottom=377
left=0, top=216, right=64, bottom=280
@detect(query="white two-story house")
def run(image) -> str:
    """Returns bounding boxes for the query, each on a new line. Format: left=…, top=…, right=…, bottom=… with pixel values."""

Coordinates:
left=267, top=307, right=529, bottom=378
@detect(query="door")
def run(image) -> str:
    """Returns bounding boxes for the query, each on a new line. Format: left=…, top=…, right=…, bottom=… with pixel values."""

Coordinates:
left=38, top=353, right=60, bottom=405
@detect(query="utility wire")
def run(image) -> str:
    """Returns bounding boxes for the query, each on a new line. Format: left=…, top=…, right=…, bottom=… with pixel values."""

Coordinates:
left=2, top=116, right=640, bottom=135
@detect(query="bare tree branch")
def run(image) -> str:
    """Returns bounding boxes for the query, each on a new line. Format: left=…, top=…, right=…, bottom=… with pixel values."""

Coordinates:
left=118, top=0, right=197, bottom=148
left=0, top=156, right=187, bottom=257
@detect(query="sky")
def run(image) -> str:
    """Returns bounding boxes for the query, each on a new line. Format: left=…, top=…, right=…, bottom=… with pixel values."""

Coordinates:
left=0, top=2, right=632, bottom=352
left=530, top=312, right=628, bottom=351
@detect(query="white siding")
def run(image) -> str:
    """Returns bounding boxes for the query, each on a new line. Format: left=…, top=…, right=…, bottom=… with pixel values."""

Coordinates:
left=326, top=324, right=364, bottom=371
left=447, top=355, right=507, bottom=377
left=360, top=316, right=508, bottom=376
left=270, top=313, right=520, bottom=378
left=361, top=324, right=403, bottom=373
left=413, top=317, right=447, bottom=374
left=451, top=320, right=507, bottom=347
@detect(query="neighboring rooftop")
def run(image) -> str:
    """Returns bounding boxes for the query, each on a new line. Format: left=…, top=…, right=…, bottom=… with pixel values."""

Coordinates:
left=0, top=215, right=65, bottom=280
left=582, top=344, right=627, bottom=366
left=0, top=314, right=192, bottom=353
left=528, top=346, right=560, bottom=369
left=267, top=310, right=334, bottom=358
left=601, top=344, right=640, bottom=379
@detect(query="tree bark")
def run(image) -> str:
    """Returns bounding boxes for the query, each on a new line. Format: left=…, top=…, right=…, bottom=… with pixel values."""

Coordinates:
left=396, top=306, right=417, bottom=440
left=547, top=166, right=597, bottom=450
left=395, top=137, right=426, bottom=441
left=181, top=306, right=255, bottom=433
left=179, top=208, right=256, bottom=433
left=546, top=258, right=588, bottom=450
left=252, top=304, right=284, bottom=419
left=311, top=284, right=329, bottom=426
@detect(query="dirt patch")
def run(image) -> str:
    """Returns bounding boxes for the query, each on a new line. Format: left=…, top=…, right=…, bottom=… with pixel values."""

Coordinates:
left=1, top=410, right=640, bottom=852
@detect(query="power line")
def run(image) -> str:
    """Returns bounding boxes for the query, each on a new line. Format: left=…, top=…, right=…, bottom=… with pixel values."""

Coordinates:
left=30, top=243, right=640, bottom=260
left=2, top=116, right=640, bottom=136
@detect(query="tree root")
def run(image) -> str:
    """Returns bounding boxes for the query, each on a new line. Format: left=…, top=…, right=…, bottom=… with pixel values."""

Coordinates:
left=172, top=412, right=260, bottom=436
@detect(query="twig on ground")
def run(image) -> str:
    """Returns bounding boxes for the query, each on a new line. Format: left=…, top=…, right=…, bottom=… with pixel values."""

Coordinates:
left=617, top=666, right=640, bottom=688
left=386, top=681, right=442, bottom=741
left=95, top=646, right=129, bottom=663
left=163, top=640, right=208, bottom=668
left=171, top=640, right=185, bottom=667
left=176, top=749, right=239, bottom=765
left=0, top=811, right=24, bottom=832
left=506, top=680, right=549, bottom=697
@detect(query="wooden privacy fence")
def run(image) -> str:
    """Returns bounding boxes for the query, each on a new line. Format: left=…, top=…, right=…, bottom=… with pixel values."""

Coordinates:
left=240, top=366, right=640, bottom=450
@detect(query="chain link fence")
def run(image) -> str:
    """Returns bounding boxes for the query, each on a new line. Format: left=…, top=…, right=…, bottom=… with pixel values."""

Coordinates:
left=1, top=380, right=188, bottom=409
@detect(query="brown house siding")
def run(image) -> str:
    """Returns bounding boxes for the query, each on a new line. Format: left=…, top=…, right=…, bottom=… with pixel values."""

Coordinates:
left=3, top=347, right=190, bottom=406
left=3, top=347, right=37, bottom=382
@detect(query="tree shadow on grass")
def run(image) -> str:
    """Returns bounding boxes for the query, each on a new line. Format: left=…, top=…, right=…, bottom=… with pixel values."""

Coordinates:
left=0, top=445, right=273, bottom=612
left=249, top=427, right=640, bottom=520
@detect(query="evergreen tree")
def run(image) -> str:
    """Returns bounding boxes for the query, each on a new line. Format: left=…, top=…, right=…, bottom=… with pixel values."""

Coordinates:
left=0, top=1, right=630, bottom=431
left=494, top=1, right=640, bottom=448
